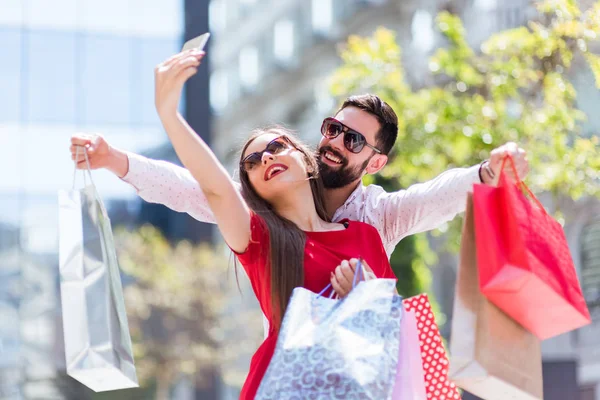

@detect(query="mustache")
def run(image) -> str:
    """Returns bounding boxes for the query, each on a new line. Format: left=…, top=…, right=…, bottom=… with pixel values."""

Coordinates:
left=318, top=146, right=347, bottom=166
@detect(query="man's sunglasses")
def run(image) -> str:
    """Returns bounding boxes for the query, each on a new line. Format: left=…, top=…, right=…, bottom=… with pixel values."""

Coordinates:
left=240, top=136, right=294, bottom=172
left=320, top=117, right=382, bottom=154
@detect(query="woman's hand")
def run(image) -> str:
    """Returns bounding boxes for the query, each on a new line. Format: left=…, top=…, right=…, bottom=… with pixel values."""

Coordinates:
left=330, top=258, right=376, bottom=298
left=154, top=49, right=204, bottom=118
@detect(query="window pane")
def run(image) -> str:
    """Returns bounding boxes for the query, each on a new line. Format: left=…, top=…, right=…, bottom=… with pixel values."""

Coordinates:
left=0, top=28, right=22, bottom=122
left=128, top=0, right=184, bottom=37
left=26, top=30, right=76, bottom=123
left=475, top=0, right=497, bottom=11
left=411, top=10, right=434, bottom=52
left=79, top=35, right=132, bottom=125
left=581, top=218, right=600, bottom=313
left=209, top=0, right=227, bottom=34
left=0, top=0, right=23, bottom=26
left=229, top=64, right=241, bottom=103
left=274, top=19, right=295, bottom=63
left=25, top=0, right=78, bottom=31
left=239, top=46, right=259, bottom=88
left=79, top=0, right=130, bottom=35
left=210, top=70, right=228, bottom=112
left=312, top=0, right=332, bottom=34
left=134, top=37, right=182, bottom=126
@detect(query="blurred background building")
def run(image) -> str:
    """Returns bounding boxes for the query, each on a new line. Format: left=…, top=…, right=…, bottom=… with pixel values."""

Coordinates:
left=0, top=0, right=194, bottom=398
left=1, top=0, right=599, bottom=399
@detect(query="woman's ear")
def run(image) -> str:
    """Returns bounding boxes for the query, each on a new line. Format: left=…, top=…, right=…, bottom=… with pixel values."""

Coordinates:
left=304, top=156, right=316, bottom=175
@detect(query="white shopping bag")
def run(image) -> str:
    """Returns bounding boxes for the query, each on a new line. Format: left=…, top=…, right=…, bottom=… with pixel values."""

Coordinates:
left=58, top=147, right=138, bottom=392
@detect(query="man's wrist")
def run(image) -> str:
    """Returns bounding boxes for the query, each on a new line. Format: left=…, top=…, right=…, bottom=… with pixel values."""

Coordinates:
left=479, top=160, right=495, bottom=184
left=107, top=147, right=129, bottom=178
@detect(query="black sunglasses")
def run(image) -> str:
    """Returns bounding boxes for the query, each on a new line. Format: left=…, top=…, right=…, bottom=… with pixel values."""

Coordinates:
left=240, top=136, right=294, bottom=172
left=320, top=117, right=382, bottom=154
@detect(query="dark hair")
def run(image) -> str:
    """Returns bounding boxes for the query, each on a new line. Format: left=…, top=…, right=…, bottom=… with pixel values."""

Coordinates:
left=338, top=94, right=398, bottom=155
left=238, top=126, right=329, bottom=329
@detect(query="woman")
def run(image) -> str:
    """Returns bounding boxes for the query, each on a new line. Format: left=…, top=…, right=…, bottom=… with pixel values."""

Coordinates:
left=73, top=49, right=396, bottom=398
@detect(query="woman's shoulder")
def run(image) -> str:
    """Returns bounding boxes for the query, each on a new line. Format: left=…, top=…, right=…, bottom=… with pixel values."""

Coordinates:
left=247, top=211, right=270, bottom=234
left=232, top=211, right=270, bottom=258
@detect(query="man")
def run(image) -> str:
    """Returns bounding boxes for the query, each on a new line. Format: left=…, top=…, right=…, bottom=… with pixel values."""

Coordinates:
left=70, top=93, right=527, bottom=289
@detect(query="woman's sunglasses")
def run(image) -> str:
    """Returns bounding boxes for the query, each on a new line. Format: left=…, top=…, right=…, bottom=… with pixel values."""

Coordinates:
left=320, top=117, right=382, bottom=154
left=241, top=136, right=294, bottom=172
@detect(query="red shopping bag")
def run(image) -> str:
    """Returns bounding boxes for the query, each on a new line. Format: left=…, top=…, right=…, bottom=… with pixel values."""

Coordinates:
left=473, top=156, right=591, bottom=340
left=403, top=294, right=461, bottom=400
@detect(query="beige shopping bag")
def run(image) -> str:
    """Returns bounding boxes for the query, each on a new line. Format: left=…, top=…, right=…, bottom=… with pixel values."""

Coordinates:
left=449, top=193, right=543, bottom=400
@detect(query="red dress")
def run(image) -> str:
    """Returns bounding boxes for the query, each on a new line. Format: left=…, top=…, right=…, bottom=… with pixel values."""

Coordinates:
left=234, top=213, right=395, bottom=399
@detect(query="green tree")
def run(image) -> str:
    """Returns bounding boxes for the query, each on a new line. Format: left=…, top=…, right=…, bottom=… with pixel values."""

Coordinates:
left=329, top=0, right=600, bottom=297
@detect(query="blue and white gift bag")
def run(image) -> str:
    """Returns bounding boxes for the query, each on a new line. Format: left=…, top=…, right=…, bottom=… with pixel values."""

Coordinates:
left=256, top=262, right=402, bottom=399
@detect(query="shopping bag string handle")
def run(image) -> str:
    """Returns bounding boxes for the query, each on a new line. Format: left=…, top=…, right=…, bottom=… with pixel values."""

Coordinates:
left=500, top=154, right=547, bottom=215
left=317, top=259, right=364, bottom=299
left=72, top=145, right=97, bottom=191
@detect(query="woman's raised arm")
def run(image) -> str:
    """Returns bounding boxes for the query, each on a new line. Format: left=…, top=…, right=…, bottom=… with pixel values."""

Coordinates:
left=154, top=50, right=251, bottom=252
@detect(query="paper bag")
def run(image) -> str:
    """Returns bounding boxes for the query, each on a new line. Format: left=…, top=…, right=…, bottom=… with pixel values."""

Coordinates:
left=449, top=193, right=543, bottom=400
left=473, top=156, right=590, bottom=339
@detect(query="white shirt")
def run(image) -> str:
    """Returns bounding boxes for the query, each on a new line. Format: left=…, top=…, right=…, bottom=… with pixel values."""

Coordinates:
left=121, top=152, right=482, bottom=257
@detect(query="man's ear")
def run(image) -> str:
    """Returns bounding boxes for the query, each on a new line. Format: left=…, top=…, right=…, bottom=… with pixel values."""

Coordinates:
left=365, top=154, right=388, bottom=175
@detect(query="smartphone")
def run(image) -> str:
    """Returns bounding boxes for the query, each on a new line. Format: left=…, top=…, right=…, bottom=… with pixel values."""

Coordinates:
left=182, top=33, right=210, bottom=52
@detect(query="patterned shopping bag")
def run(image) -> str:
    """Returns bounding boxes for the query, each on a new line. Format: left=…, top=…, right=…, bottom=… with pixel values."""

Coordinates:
left=404, top=294, right=461, bottom=400
left=256, top=262, right=403, bottom=399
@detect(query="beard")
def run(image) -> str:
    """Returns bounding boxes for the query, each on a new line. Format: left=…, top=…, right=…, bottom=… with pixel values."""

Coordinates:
left=317, top=146, right=370, bottom=189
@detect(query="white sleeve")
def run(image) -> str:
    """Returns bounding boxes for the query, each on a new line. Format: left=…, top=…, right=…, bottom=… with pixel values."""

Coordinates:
left=120, top=152, right=240, bottom=224
left=376, top=165, right=481, bottom=244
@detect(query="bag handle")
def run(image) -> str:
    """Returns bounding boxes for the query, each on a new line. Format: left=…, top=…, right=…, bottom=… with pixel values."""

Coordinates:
left=499, top=154, right=547, bottom=216
left=317, top=259, right=365, bottom=299
left=72, top=145, right=97, bottom=191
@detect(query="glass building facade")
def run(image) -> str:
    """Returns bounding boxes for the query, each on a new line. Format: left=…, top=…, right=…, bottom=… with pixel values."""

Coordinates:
left=0, top=0, right=185, bottom=398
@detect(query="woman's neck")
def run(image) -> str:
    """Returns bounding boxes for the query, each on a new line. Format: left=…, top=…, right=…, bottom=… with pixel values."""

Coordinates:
left=272, top=184, right=329, bottom=232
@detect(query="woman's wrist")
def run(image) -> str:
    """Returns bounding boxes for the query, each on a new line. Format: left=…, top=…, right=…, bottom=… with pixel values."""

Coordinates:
left=157, top=105, right=180, bottom=122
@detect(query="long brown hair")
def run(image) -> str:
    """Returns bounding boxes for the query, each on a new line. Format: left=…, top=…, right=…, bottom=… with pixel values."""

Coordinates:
left=238, top=126, right=329, bottom=329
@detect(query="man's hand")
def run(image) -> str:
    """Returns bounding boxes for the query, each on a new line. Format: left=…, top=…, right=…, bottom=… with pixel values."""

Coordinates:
left=330, top=258, right=376, bottom=298
left=481, top=142, right=529, bottom=186
left=70, top=133, right=129, bottom=178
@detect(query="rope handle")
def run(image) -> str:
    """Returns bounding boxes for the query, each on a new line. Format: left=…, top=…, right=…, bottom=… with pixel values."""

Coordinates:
left=499, top=154, right=547, bottom=215
left=72, top=145, right=97, bottom=192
